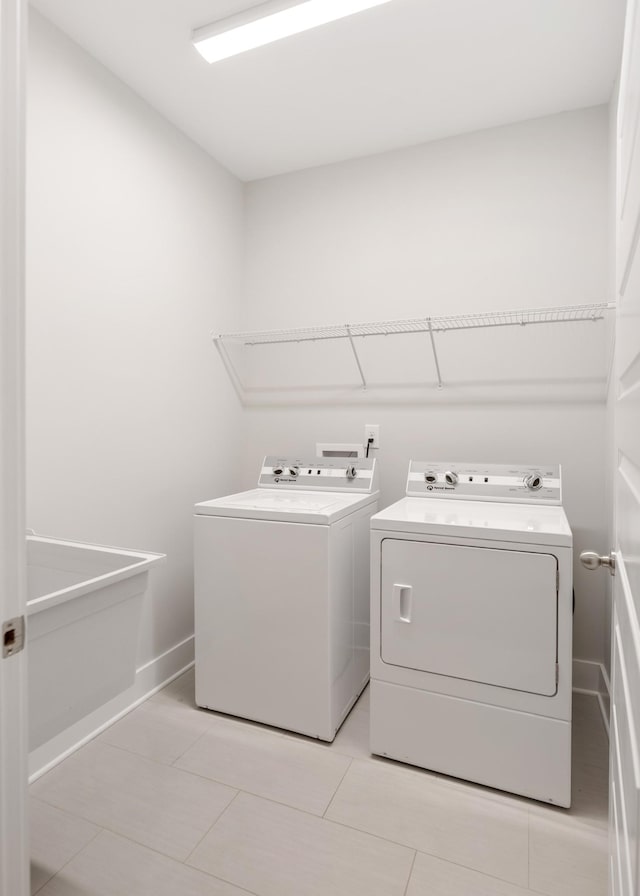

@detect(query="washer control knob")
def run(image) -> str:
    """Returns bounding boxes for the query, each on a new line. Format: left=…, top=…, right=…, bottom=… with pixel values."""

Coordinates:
left=444, top=471, right=458, bottom=485
left=424, top=473, right=437, bottom=483
left=524, top=473, right=543, bottom=491
left=288, top=466, right=299, bottom=477
left=346, top=465, right=357, bottom=480
left=272, top=466, right=284, bottom=476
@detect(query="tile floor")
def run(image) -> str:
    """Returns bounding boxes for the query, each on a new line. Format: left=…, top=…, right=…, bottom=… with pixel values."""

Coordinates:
left=30, top=670, right=610, bottom=896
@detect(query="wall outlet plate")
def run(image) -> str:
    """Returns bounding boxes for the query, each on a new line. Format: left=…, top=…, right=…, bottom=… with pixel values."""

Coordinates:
left=365, top=424, right=380, bottom=449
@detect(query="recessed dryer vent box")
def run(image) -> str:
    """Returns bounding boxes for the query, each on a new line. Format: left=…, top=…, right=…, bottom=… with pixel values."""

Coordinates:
left=316, top=442, right=364, bottom=459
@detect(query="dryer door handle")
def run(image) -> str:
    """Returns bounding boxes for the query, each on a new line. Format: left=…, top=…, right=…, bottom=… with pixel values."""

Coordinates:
left=392, top=584, right=413, bottom=623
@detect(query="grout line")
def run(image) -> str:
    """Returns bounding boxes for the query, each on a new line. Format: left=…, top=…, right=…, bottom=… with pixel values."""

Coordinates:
left=179, top=778, right=428, bottom=855
left=170, top=727, right=210, bottom=767
left=31, top=796, right=217, bottom=867
left=91, top=736, right=206, bottom=774
left=322, top=810, right=529, bottom=889
left=187, top=870, right=261, bottom=896
left=34, top=819, right=261, bottom=896
left=183, top=853, right=263, bottom=896
left=322, top=756, right=354, bottom=818
left=401, top=850, right=418, bottom=896
left=183, top=789, right=241, bottom=864
left=168, top=759, right=351, bottom=820
left=72, top=819, right=233, bottom=872
left=28, top=792, right=106, bottom=834
left=30, top=824, right=103, bottom=894
left=168, top=730, right=547, bottom=827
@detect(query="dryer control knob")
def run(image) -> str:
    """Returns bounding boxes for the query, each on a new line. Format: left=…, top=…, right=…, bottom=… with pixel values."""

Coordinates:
left=525, top=473, right=543, bottom=491
left=444, top=471, right=458, bottom=485
left=346, top=465, right=357, bottom=480
left=272, top=466, right=284, bottom=476
left=288, top=466, right=299, bottom=477
left=424, top=473, right=437, bottom=483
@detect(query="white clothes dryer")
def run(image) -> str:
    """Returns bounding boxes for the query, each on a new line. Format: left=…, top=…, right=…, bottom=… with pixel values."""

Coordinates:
left=194, top=456, right=378, bottom=741
left=370, top=461, right=573, bottom=806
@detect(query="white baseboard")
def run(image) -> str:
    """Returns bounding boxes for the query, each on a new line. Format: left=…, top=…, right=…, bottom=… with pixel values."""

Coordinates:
left=28, top=635, right=194, bottom=782
left=597, top=663, right=611, bottom=738
left=572, top=658, right=611, bottom=737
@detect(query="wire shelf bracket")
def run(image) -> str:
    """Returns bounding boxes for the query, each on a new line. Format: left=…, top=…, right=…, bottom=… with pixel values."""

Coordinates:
left=214, top=302, right=614, bottom=393
left=346, top=325, right=367, bottom=390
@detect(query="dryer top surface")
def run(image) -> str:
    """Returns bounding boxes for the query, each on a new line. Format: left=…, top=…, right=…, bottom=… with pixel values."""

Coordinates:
left=371, top=497, right=572, bottom=546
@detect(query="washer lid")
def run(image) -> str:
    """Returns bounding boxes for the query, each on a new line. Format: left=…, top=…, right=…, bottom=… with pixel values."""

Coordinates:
left=195, top=488, right=378, bottom=524
left=371, top=497, right=572, bottom=546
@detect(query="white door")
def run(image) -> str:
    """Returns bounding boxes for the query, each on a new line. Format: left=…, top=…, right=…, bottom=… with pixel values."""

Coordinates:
left=0, top=0, right=29, bottom=893
left=380, top=539, right=558, bottom=695
left=609, top=0, right=640, bottom=893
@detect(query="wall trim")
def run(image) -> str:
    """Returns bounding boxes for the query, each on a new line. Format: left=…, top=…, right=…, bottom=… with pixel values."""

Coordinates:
left=573, top=657, right=611, bottom=737
left=28, top=635, right=194, bottom=782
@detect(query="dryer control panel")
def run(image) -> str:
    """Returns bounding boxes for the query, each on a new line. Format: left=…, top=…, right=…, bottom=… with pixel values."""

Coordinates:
left=407, top=461, right=561, bottom=504
left=259, top=456, right=378, bottom=494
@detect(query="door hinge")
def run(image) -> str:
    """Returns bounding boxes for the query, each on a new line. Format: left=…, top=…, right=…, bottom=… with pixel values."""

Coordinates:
left=2, top=616, right=25, bottom=658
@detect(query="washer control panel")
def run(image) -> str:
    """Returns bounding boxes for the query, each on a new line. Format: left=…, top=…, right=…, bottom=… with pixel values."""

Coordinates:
left=407, top=461, right=562, bottom=504
left=259, top=456, right=378, bottom=493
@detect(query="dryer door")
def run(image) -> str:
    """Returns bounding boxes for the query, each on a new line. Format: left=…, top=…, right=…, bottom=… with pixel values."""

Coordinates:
left=380, top=539, right=558, bottom=696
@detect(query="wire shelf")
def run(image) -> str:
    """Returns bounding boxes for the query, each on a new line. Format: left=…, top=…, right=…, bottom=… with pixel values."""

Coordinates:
left=214, top=302, right=614, bottom=393
left=216, top=303, right=613, bottom=345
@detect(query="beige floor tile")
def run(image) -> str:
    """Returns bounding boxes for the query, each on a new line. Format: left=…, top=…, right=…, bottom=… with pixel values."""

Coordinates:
left=187, top=791, right=414, bottom=896
left=529, top=760, right=609, bottom=831
left=30, top=797, right=100, bottom=895
left=325, top=759, right=529, bottom=887
left=354, top=683, right=370, bottom=713
left=328, top=707, right=372, bottom=760
left=566, top=759, right=609, bottom=828
left=175, top=714, right=351, bottom=815
left=151, top=667, right=196, bottom=708
left=529, top=814, right=608, bottom=896
left=406, top=851, right=534, bottom=896
left=37, top=830, right=250, bottom=896
left=99, top=698, right=212, bottom=765
left=30, top=741, right=236, bottom=861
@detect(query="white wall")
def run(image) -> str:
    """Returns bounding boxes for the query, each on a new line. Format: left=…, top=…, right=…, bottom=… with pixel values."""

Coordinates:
left=26, top=13, right=244, bottom=672
left=241, top=107, right=611, bottom=664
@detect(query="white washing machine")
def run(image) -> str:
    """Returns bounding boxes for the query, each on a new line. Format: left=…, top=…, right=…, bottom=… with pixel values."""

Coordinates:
left=194, top=456, right=378, bottom=741
left=370, top=461, right=573, bottom=806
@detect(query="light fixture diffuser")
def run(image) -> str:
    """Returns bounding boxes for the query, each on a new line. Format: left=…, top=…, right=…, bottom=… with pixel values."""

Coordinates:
left=192, top=0, right=393, bottom=64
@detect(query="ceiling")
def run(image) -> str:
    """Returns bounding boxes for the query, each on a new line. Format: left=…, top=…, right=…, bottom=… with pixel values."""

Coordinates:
left=29, top=0, right=626, bottom=182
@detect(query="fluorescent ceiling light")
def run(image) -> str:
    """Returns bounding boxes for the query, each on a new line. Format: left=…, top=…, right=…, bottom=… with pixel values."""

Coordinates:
left=192, top=0, right=393, bottom=64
